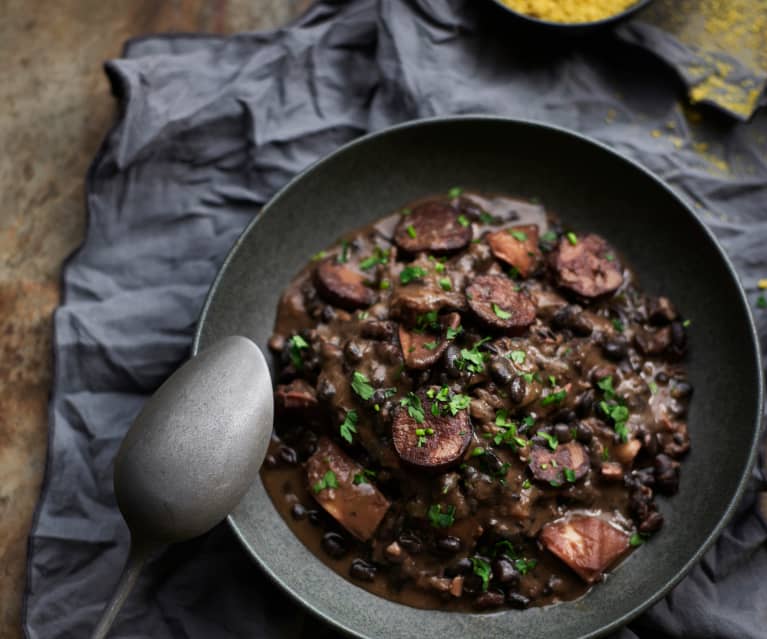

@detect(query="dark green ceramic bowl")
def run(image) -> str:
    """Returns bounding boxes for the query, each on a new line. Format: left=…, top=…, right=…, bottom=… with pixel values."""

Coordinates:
left=193, top=117, right=763, bottom=639
left=488, top=0, right=652, bottom=34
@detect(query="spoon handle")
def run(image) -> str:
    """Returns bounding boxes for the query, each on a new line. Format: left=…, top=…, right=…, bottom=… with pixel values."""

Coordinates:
left=91, top=538, right=158, bottom=639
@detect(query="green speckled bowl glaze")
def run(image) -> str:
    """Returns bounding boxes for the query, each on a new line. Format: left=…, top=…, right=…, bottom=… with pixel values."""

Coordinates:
left=193, top=117, right=763, bottom=639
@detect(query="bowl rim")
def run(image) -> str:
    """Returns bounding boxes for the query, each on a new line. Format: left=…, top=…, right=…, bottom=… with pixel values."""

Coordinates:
left=193, top=115, right=764, bottom=639
left=488, top=0, right=653, bottom=29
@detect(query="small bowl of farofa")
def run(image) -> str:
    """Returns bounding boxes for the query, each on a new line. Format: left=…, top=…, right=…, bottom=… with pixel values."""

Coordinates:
left=491, top=0, right=653, bottom=32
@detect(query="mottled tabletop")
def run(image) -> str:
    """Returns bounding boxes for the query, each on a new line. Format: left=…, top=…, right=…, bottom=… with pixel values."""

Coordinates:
left=0, top=2, right=307, bottom=635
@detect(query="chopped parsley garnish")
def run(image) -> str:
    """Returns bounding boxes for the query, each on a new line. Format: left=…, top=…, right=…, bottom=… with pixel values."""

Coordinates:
left=406, top=224, right=417, bottom=239
left=629, top=532, right=646, bottom=547
left=352, top=469, right=376, bottom=485
left=446, top=325, right=462, bottom=340
left=522, top=479, right=532, bottom=489
left=563, top=467, right=577, bottom=483
left=492, top=303, right=512, bottom=320
left=400, top=265, right=427, bottom=285
left=493, top=410, right=528, bottom=448
left=540, top=230, right=557, bottom=243
left=521, top=415, right=535, bottom=430
left=471, top=557, right=492, bottom=591
left=548, top=375, right=557, bottom=386
left=612, top=318, right=625, bottom=332
left=423, top=340, right=439, bottom=350
left=400, top=208, right=411, bottom=216
left=682, top=319, right=691, bottom=327
left=479, top=211, right=495, bottom=224
left=427, top=504, right=456, bottom=528
left=648, top=381, right=659, bottom=395
left=439, top=277, right=452, bottom=291
left=288, top=334, right=309, bottom=370
left=340, top=410, right=358, bottom=443
left=415, top=427, right=435, bottom=447
left=600, top=401, right=630, bottom=441
left=597, top=375, right=617, bottom=400
left=602, top=447, right=611, bottom=461
left=457, top=214, right=470, bottom=227
left=337, top=240, right=350, bottom=263
left=313, top=470, right=338, bottom=493
left=310, top=250, right=328, bottom=261
left=522, top=372, right=535, bottom=383
left=447, top=186, right=463, bottom=198
left=509, top=229, right=528, bottom=242
left=357, top=311, right=369, bottom=320
left=509, top=350, right=526, bottom=364
left=566, top=232, right=578, bottom=246
left=508, top=266, right=520, bottom=280
left=606, top=253, right=615, bottom=261
left=447, top=393, right=471, bottom=415
left=539, top=430, right=559, bottom=450
left=758, top=294, right=767, bottom=309
left=416, top=310, right=440, bottom=332
left=493, top=541, right=537, bottom=575
left=457, top=337, right=491, bottom=373
left=541, top=389, right=567, bottom=406
left=351, top=371, right=375, bottom=400
left=400, top=393, right=425, bottom=423
left=379, top=278, right=391, bottom=290
left=515, top=558, right=538, bottom=574
left=359, top=246, right=389, bottom=270
left=471, top=446, right=486, bottom=457
left=429, top=255, right=447, bottom=273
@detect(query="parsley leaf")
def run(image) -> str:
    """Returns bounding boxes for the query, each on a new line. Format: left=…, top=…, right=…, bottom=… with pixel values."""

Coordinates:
left=612, top=318, right=625, bottom=332
left=758, top=294, right=767, bottom=309
left=597, top=375, right=616, bottom=400
left=447, top=393, right=471, bottom=415
left=447, top=186, right=463, bottom=198
left=310, top=250, right=328, bottom=261
left=427, top=504, right=456, bottom=528
left=340, top=410, right=358, bottom=444
left=351, top=371, right=375, bottom=400
left=458, top=338, right=491, bottom=373
left=515, top=558, right=538, bottom=575
left=629, top=532, right=646, bottom=547
left=470, top=446, right=485, bottom=457
left=415, top=427, right=435, bottom=447
left=479, top=211, right=495, bottom=224
left=400, top=265, right=428, bottom=285
left=400, top=393, right=425, bottom=423
left=406, top=224, right=417, bottom=239
left=471, top=557, right=492, bottom=592
left=540, top=230, right=557, bottom=243
left=509, top=350, right=526, bottom=364
left=439, top=277, right=452, bottom=291
left=563, top=467, right=577, bottom=482
left=359, top=246, right=389, bottom=270
left=423, top=340, right=439, bottom=350
left=522, top=479, right=532, bottom=489
left=288, top=334, right=309, bottom=370
left=541, top=389, right=567, bottom=406
left=446, top=325, right=462, bottom=340
left=337, top=240, right=350, bottom=263
left=492, top=303, right=512, bottom=319
left=457, top=214, right=470, bottom=227
left=416, top=310, right=440, bottom=332
left=509, top=229, right=528, bottom=242
left=539, top=431, right=558, bottom=450
left=313, top=470, right=338, bottom=493
left=566, top=232, right=578, bottom=246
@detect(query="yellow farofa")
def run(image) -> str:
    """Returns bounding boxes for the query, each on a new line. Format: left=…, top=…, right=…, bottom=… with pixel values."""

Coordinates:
left=500, top=0, right=638, bottom=23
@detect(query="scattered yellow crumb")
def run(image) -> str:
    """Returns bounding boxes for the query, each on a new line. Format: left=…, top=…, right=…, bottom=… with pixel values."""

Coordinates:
left=758, top=279, right=767, bottom=290
left=650, top=129, right=663, bottom=138
left=500, top=0, right=638, bottom=22
left=670, top=136, right=684, bottom=149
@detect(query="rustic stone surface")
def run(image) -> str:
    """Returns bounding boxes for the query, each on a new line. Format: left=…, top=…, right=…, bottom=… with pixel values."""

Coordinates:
left=0, top=1, right=307, bottom=636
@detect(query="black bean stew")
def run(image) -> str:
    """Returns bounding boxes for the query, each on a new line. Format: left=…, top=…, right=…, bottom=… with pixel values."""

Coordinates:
left=262, top=191, right=691, bottom=611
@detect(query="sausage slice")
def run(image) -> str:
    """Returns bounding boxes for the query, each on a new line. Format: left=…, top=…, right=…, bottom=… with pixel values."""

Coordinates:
left=398, top=313, right=461, bottom=370
left=315, top=259, right=376, bottom=310
left=306, top=437, right=390, bottom=541
left=540, top=516, right=630, bottom=583
left=550, top=234, right=623, bottom=298
left=529, top=441, right=590, bottom=484
left=392, top=398, right=472, bottom=471
left=393, top=201, right=472, bottom=254
left=486, top=224, right=540, bottom=277
left=466, top=275, right=536, bottom=334
left=275, top=379, right=319, bottom=418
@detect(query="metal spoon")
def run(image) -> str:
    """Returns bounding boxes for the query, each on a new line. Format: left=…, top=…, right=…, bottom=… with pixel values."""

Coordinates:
left=91, top=335, right=274, bottom=639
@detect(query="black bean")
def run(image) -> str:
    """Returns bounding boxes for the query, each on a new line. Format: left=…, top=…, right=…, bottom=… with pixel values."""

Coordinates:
left=320, top=305, right=337, bottom=323
left=551, top=408, right=577, bottom=424
left=544, top=575, right=563, bottom=596
left=397, top=532, right=423, bottom=554
left=445, top=557, right=473, bottom=577
left=360, top=320, right=395, bottom=341
left=264, top=454, right=278, bottom=469
left=654, top=454, right=679, bottom=495
left=489, top=357, right=515, bottom=385
left=344, top=339, right=364, bottom=364
left=669, top=321, right=687, bottom=358
left=642, top=431, right=659, bottom=456
left=634, top=467, right=655, bottom=487
left=376, top=342, right=403, bottom=366
left=474, top=591, right=505, bottom=610
left=552, top=304, right=593, bottom=337
left=321, top=532, right=348, bottom=558
left=639, top=510, right=664, bottom=533
left=443, top=344, right=462, bottom=378
left=462, top=573, right=484, bottom=595
left=602, top=337, right=628, bottom=361
left=307, top=509, right=322, bottom=526
left=483, top=450, right=506, bottom=475
left=316, top=378, right=336, bottom=401
left=492, top=558, right=520, bottom=585
left=655, top=371, right=669, bottom=384
left=554, top=423, right=573, bottom=443
left=435, top=536, right=462, bottom=554
left=509, top=376, right=527, bottom=404
left=575, top=421, right=593, bottom=444
left=670, top=381, right=693, bottom=399
left=506, top=592, right=531, bottom=609
left=575, top=389, right=596, bottom=417
left=291, top=503, right=307, bottom=520
left=278, top=446, right=298, bottom=465
left=349, top=558, right=377, bottom=581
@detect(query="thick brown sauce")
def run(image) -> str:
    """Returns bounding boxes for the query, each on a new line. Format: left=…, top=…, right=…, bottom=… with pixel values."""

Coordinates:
left=261, top=192, right=691, bottom=611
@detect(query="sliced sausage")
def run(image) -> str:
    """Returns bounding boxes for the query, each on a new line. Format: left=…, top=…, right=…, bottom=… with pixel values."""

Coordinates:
left=392, top=398, right=472, bottom=472
left=486, top=224, right=541, bottom=277
left=399, top=313, right=461, bottom=370
left=314, top=259, right=377, bottom=311
left=550, top=234, right=623, bottom=298
left=634, top=326, right=672, bottom=356
left=275, top=379, right=319, bottom=417
left=306, top=437, right=390, bottom=541
left=393, top=200, right=472, bottom=254
left=529, top=441, right=590, bottom=484
left=466, top=275, right=536, bottom=334
left=540, top=516, right=630, bottom=583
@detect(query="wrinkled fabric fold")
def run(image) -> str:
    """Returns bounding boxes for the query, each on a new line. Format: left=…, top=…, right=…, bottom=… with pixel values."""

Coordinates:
left=25, top=1, right=766, bottom=638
